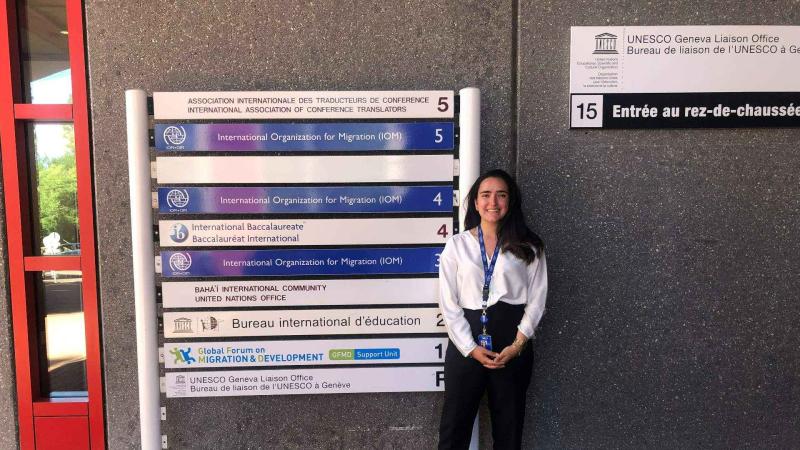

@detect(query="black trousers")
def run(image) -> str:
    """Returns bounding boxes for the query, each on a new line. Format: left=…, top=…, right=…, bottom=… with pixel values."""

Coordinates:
left=438, top=302, right=534, bottom=450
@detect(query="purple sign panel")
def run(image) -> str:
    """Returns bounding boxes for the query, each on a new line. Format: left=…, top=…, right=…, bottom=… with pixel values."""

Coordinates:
left=158, top=186, right=453, bottom=214
left=161, top=247, right=442, bottom=277
left=155, top=122, right=454, bottom=151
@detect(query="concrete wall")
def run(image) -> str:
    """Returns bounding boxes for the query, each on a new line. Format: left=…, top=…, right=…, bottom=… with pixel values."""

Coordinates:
left=85, top=1, right=513, bottom=448
left=0, top=178, right=19, bottom=448
left=519, top=1, right=800, bottom=448
left=77, top=0, right=800, bottom=448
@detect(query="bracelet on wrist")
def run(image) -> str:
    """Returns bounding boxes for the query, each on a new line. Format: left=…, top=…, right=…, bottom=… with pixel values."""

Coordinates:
left=511, top=336, right=528, bottom=350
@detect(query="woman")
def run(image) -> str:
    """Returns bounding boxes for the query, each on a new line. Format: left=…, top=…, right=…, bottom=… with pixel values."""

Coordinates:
left=438, top=169, right=547, bottom=449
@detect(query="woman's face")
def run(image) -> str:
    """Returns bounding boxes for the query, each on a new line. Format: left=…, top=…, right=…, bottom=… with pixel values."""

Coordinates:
left=474, top=177, right=510, bottom=225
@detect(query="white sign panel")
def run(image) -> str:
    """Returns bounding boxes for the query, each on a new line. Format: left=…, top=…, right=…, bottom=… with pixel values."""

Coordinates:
left=153, top=91, right=455, bottom=120
left=155, top=154, right=455, bottom=184
left=159, top=218, right=451, bottom=247
left=570, top=26, right=800, bottom=128
left=164, top=337, right=448, bottom=369
left=163, top=307, right=444, bottom=338
left=161, top=278, right=439, bottom=308
left=165, top=366, right=445, bottom=397
left=571, top=26, right=800, bottom=93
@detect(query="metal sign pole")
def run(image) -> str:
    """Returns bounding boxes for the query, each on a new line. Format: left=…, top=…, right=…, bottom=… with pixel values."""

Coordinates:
left=126, top=89, right=162, bottom=450
left=458, top=87, right=480, bottom=230
left=457, top=86, right=481, bottom=450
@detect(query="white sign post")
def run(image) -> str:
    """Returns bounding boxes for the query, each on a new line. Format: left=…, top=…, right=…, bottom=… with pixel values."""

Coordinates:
left=130, top=87, right=480, bottom=448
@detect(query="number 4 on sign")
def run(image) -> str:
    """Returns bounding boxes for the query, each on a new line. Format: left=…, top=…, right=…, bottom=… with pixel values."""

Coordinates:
left=437, top=224, right=448, bottom=238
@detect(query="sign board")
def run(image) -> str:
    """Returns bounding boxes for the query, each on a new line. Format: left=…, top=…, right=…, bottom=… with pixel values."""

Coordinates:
left=156, top=186, right=454, bottom=214
left=165, top=366, right=445, bottom=398
left=159, top=247, right=441, bottom=277
left=148, top=90, right=464, bottom=398
left=153, top=90, right=455, bottom=120
left=570, top=26, right=800, bottom=127
left=155, top=154, right=455, bottom=184
left=164, top=337, right=448, bottom=368
left=158, top=218, right=451, bottom=247
left=163, top=307, right=444, bottom=338
left=161, top=278, right=439, bottom=308
left=154, top=122, right=454, bottom=151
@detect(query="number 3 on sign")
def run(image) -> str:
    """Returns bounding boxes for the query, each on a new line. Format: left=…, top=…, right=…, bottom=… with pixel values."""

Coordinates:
left=570, top=94, right=603, bottom=128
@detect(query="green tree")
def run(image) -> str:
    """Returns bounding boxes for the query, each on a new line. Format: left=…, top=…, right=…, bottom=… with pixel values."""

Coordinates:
left=36, top=125, right=78, bottom=246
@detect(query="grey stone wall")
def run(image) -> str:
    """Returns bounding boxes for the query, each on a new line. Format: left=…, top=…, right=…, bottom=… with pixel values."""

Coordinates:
left=519, top=1, right=800, bottom=448
left=78, top=0, right=800, bottom=448
left=0, top=176, right=19, bottom=448
left=84, top=1, right=513, bottom=448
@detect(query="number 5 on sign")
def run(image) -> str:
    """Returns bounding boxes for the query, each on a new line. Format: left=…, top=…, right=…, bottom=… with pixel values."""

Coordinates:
left=570, top=94, right=603, bottom=128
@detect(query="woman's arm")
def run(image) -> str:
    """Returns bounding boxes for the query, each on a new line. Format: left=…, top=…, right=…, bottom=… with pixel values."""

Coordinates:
left=518, top=250, right=548, bottom=339
left=494, top=251, right=548, bottom=365
left=438, top=239, right=478, bottom=357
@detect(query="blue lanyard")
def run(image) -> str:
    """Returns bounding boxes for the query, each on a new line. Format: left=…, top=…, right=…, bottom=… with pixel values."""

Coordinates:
left=477, top=226, right=500, bottom=308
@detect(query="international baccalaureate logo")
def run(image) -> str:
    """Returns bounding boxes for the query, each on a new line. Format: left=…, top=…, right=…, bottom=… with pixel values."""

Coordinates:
left=166, top=189, right=190, bottom=208
left=163, top=125, right=187, bottom=145
left=169, top=252, right=192, bottom=272
left=169, top=223, right=189, bottom=243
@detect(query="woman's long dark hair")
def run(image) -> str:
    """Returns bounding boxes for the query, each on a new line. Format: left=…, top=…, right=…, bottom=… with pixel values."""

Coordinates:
left=464, top=169, right=543, bottom=264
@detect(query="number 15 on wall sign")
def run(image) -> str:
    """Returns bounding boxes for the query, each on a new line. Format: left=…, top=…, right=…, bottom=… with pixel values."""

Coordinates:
left=571, top=94, right=604, bottom=128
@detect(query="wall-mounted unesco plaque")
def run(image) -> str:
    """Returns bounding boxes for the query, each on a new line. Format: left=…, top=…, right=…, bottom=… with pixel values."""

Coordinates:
left=570, top=25, right=800, bottom=128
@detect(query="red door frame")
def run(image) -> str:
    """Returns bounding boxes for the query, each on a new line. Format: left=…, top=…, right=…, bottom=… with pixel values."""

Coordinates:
left=0, top=0, right=104, bottom=448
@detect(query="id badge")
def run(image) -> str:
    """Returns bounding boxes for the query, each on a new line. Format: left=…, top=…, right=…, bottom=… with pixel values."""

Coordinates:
left=478, top=333, right=493, bottom=351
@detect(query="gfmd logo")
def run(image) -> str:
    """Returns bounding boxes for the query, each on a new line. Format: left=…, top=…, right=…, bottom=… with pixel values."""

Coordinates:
left=163, top=125, right=187, bottom=145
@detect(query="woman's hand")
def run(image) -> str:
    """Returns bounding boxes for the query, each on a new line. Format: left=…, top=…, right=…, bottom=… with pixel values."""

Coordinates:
left=492, top=331, right=529, bottom=366
left=492, top=345, right=520, bottom=366
left=468, top=346, right=504, bottom=369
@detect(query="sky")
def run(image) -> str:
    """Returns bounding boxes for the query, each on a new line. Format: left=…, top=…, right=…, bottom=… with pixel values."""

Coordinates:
left=30, top=69, right=73, bottom=160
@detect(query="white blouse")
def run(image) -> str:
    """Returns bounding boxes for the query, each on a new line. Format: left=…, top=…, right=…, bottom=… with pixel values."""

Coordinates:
left=438, top=230, right=548, bottom=356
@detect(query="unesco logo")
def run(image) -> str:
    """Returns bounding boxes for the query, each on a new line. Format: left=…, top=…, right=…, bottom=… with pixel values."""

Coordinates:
left=166, top=189, right=190, bottom=208
left=169, top=252, right=193, bottom=272
left=163, top=125, right=187, bottom=145
left=172, top=318, right=193, bottom=333
left=593, top=32, right=618, bottom=54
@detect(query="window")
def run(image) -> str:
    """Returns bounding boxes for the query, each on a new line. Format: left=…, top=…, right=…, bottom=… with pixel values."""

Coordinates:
left=0, top=0, right=103, bottom=448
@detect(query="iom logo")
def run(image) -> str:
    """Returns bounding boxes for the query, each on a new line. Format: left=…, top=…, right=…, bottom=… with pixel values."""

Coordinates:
left=166, top=189, right=190, bottom=209
left=163, top=125, right=187, bottom=145
left=593, top=33, right=618, bottom=54
left=169, top=252, right=193, bottom=273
